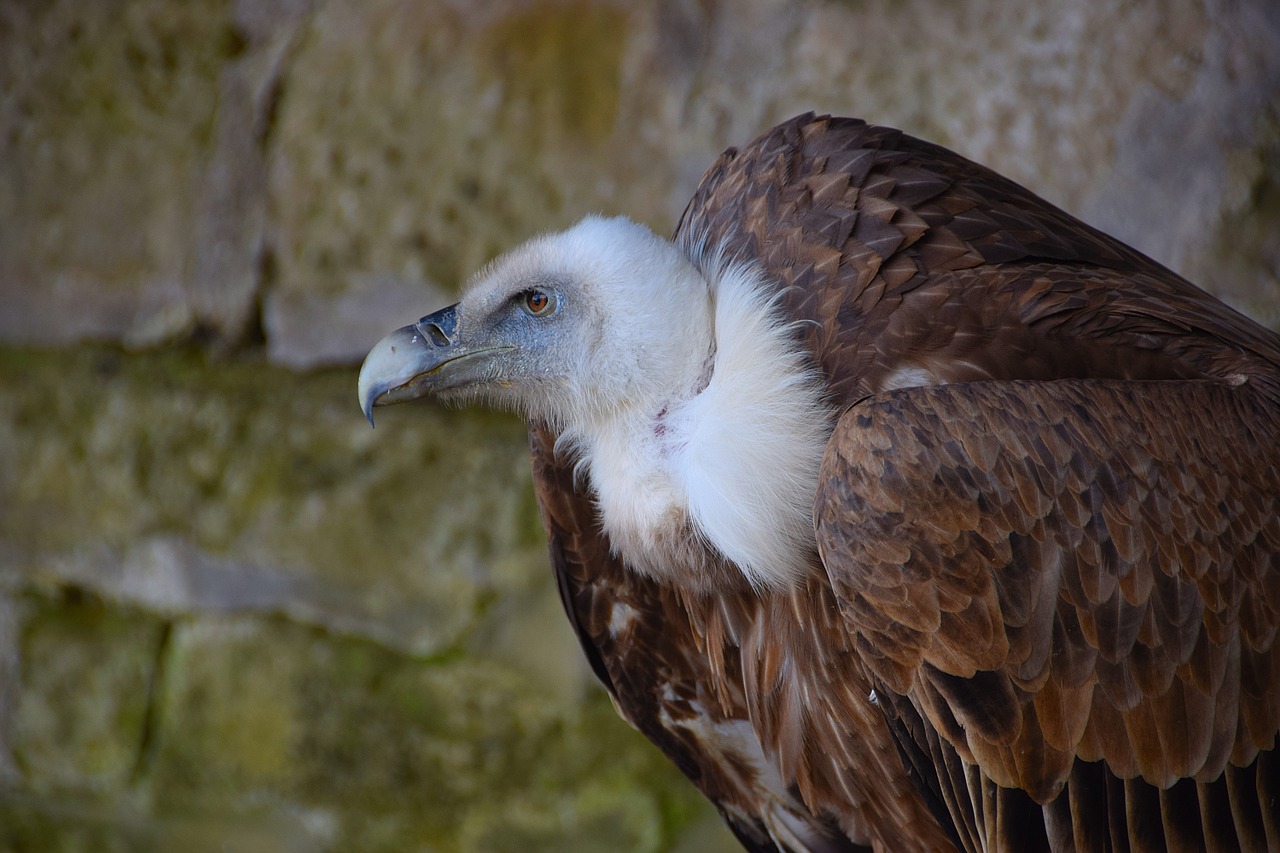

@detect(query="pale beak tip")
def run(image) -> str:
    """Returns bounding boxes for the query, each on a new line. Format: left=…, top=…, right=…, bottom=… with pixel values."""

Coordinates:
left=357, top=352, right=387, bottom=428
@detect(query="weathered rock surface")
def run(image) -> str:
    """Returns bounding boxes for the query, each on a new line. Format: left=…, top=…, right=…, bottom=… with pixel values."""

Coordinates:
left=2, top=0, right=1276, bottom=362
left=0, top=348, right=734, bottom=851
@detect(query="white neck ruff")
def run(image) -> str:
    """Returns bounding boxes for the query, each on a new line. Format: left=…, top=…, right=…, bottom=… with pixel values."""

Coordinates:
left=565, top=249, right=832, bottom=591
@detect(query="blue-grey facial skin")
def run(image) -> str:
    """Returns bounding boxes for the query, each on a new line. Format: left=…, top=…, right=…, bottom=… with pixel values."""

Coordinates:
left=358, top=282, right=578, bottom=425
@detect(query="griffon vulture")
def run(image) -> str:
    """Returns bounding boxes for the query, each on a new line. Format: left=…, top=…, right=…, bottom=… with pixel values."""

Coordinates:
left=358, top=114, right=1280, bottom=852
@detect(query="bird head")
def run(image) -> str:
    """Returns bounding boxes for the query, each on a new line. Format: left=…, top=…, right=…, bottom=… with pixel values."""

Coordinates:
left=358, top=216, right=714, bottom=429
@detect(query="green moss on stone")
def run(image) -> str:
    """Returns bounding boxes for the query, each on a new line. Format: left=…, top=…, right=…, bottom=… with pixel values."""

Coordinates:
left=0, top=344, right=736, bottom=850
left=0, top=0, right=230, bottom=281
left=481, top=4, right=627, bottom=148
left=1208, top=106, right=1280, bottom=330
left=147, top=613, right=718, bottom=850
left=0, top=345, right=543, bottom=654
left=268, top=0, right=646, bottom=311
left=13, top=589, right=166, bottom=794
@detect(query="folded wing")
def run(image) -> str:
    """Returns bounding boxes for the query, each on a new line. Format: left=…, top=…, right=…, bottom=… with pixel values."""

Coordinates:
left=815, top=377, right=1280, bottom=851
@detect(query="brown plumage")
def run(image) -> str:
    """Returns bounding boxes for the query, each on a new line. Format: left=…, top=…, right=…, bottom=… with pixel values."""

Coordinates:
left=361, top=113, right=1280, bottom=851
left=532, top=115, right=1280, bottom=850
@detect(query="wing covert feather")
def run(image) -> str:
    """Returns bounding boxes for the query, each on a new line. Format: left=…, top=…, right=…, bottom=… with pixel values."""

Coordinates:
left=816, top=378, right=1280, bottom=808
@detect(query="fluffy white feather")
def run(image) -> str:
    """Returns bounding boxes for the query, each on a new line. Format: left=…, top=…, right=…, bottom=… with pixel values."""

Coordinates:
left=549, top=219, right=831, bottom=590
left=667, top=252, right=832, bottom=588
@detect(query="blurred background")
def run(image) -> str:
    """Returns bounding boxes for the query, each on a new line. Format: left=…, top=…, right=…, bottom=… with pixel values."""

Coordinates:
left=0, top=1, right=1277, bottom=850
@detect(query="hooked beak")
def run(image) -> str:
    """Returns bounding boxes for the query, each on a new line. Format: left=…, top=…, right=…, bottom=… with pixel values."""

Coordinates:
left=357, top=304, right=462, bottom=426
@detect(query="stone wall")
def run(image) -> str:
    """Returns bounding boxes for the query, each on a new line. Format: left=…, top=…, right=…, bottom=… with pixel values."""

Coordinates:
left=1, top=0, right=1277, bottom=850
left=0, top=348, right=729, bottom=851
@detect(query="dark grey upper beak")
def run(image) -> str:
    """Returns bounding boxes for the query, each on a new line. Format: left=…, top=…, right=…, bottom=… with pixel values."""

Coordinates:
left=357, top=304, right=460, bottom=426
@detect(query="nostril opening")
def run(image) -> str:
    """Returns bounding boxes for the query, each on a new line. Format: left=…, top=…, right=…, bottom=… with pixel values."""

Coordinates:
left=422, top=323, right=450, bottom=347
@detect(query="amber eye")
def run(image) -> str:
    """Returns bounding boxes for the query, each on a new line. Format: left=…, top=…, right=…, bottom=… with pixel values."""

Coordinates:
left=520, top=288, right=557, bottom=317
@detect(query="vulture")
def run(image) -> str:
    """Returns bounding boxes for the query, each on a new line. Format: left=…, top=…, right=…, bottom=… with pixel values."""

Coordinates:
left=357, top=113, right=1280, bottom=852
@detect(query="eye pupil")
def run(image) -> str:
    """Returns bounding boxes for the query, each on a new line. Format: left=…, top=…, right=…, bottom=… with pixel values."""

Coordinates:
left=525, top=290, right=551, bottom=314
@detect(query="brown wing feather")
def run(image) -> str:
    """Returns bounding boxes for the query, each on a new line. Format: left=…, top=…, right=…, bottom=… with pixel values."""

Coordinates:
left=528, top=423, right=877, bottom=853
left=815, top=379, right=1280, bottom=850
left=676, top=113, right=1280, bottom=402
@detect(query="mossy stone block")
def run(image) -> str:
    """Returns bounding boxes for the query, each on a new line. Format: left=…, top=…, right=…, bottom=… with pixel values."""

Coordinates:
left=13, top=592, right=165, bottom=793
